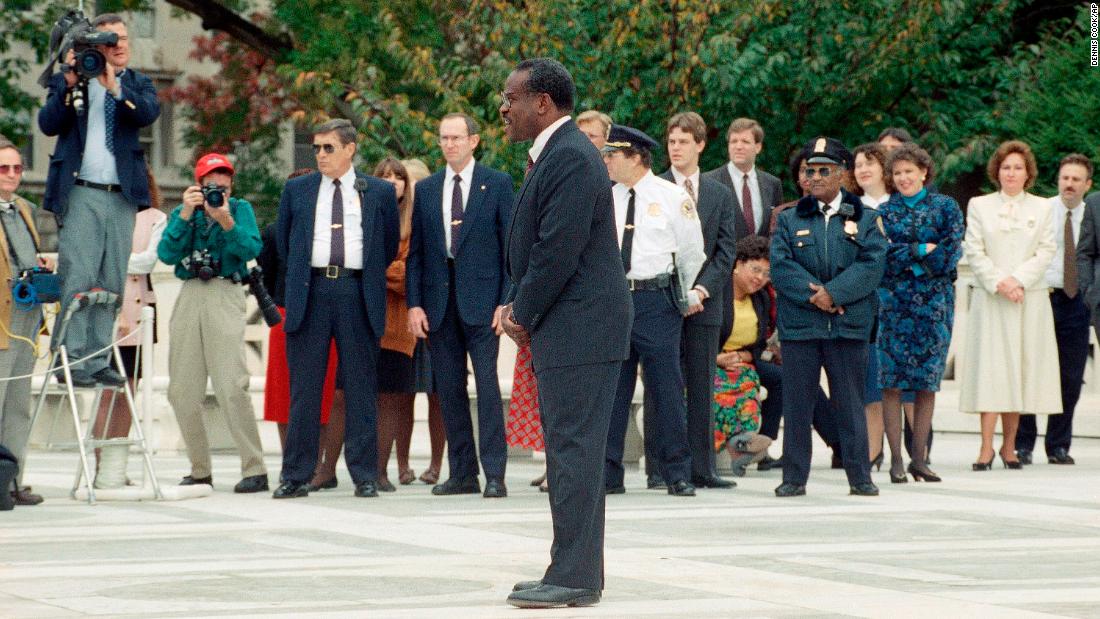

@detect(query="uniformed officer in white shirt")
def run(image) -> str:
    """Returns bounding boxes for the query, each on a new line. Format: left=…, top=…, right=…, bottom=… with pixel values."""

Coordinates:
left=600, top=124, right=706, bottom=497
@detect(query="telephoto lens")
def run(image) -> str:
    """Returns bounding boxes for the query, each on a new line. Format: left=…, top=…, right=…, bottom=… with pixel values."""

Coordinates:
left=248, top=267, right=282, bottom=327
left=201, top=183, right=225, bottom=208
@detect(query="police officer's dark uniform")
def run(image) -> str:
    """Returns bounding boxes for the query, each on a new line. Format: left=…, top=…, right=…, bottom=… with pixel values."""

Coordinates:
left=601, top=125, right=706, bottom=497
left=769, top=137, right=886, bottom=497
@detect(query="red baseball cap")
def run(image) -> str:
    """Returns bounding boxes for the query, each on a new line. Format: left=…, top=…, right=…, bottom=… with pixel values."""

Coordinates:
left=194, top=153, right=235, bottom=182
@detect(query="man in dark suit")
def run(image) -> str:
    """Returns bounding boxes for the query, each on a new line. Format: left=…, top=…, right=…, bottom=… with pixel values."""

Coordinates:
left=659, top=112, right=737, bottom=489
left=704, top=118, right=783, bottom=239
left=499, top=58, right=632, bottom=609
left=406, top=112, right=513, bottom=498
left=273, top=119, right=399, bottom=499
left=38, top=13, right=159, bottom=387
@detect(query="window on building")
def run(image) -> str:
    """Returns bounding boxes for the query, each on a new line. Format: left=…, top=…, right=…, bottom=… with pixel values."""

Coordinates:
left=138, top=75, right=176, bottom=173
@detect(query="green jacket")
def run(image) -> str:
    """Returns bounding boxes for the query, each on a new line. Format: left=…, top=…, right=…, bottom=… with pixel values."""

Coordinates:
left=157, top=196, right=262, bottom=281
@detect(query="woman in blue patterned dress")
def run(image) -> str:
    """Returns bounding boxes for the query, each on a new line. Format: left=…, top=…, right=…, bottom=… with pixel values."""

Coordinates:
left=878, top=144, right=964, bottom=483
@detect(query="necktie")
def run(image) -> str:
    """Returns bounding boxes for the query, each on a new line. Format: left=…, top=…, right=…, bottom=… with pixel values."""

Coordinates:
left=621, top=188, right=636, bottom=274
left=1065, top=213, right=1078, bottom=298
left=104, top=92, right=117, bottom=155
left=741, top=174, right=755, bottom=233
left=450, top=174, right=463, bottom=257
left=525, top=155, right=534, bottom=178
left=329, top=179, right=344, bottom=267
left=684, top=177, right=697, bottom=205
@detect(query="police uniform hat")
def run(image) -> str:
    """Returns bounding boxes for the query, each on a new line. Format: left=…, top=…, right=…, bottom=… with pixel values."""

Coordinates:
left=602, top=124, right=659, bottom=154
left=800, top=136, right=853, bottom=169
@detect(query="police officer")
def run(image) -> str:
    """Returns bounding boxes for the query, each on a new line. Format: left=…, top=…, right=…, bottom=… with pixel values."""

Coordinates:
left=770, top=137, right=886, bottom=497
left=602, top=125, right=706, bottom=497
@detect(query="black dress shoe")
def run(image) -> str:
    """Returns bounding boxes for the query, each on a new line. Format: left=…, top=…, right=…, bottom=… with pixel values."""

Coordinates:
left=774, top=482, right=806, bottom=497
left=1016, top=449, right=1033, bottom=465
left=1048, top=448, right=1075, bottom=465
left=691, top=475, right=736, bottom=489
left=506, top=584, right=601, bottom=608
left=605, top=485, right=625, bottom=495
left=513, top=580, right=542, bottom=591
left=355, top=481, right=379, bottom=497
left=58, top=371, right=96, bottom=388
left=667, top=479, right=696, bottom=496
left=646, top=474, right=667, bottom=490
left=273, top=481, right=309, bottom=498
left=431, top=476, right=480, bottom=495
left=377, top=478, right=397, bottom=493
left=233, top=474, right=269, bottom=493
left=307, top=477, right=338, bottom=491
left=757, top=455, right=783, bottom=471
left=179, top=475, right=213, bottom=486
left=92, top=367, right=127, bottom=387
left=850, top=482, right=880, bottom=496
left=483, top=478, right=507, bottom=498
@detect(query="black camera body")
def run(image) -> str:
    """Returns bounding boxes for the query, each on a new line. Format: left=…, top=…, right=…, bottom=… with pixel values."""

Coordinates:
left=182, top=249, right=221, bottom=282
left=200, top=183, right=226, bottom=209
left=70, top=28, right=119, bottom=80
left=38, top=10, right=119, bottom=116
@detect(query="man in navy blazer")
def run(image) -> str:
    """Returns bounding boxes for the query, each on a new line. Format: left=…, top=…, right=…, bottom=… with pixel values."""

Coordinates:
left=406, top=112, right=513, bottom=498
left=38, top=13, right=159, bottom=387
left=273, top=119, right=398, bottom=499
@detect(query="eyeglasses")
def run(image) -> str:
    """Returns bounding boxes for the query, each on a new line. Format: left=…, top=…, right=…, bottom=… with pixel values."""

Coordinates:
left=743, top=264, right=771, bottom=278
left=0, top=164, right=23, bottom=175
left=312, top=143, right=338, bottom=154
left=499, top=90, right=535, bottom=109
left=802, top=167, right=837, bottom=179
left=438, top=135, right=469, bottom=145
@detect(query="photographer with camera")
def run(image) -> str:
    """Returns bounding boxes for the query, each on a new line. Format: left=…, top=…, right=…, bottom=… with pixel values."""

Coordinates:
left=156, top=153, right=268, bottom=494
left=0, top=136, right=54, bottom=508
left=37, top=12, right=159, bottom=388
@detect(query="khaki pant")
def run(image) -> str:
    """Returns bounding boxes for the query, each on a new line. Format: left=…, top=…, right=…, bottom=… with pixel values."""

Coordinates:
left=168, top=278, right=265, bottom=479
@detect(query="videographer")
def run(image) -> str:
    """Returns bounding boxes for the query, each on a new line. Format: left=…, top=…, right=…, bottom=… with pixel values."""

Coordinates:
left=37, top=13, right=159, bottom=388
left=156, top=153, right=268, bottom=494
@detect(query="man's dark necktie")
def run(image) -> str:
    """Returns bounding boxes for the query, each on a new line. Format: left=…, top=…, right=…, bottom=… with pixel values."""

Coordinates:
left=105, top=93, right=117, bottom=155
left=741, top=175, right=755, bottom=233
left=450, top=174, right=463, bottom=257
left=330, top=178, right=344, bottom=267
left=621, top=188, right=636, bottom=274
left=1065, top=214, right=1078, bottom=298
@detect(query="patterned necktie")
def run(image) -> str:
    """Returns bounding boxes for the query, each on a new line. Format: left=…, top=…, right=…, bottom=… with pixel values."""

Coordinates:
left=741, top=174, right=755, bottom=233
left=684, top=177, right=697, bottom=205
left=330, top=179, right=344, bottom=267
left=450, top=174, right=463, bottom=257
left=104, top=92, right=117, bottom=155
left=525, top=155, right=534, bottom=178
left=1065, top=213, right=1078, bottom=298
left=621, top=188, right=636, bottom=274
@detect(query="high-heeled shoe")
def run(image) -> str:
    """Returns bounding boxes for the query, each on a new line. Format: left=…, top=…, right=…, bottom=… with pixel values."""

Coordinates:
left=1000, top=454, right=1023, bottom=470
left=869, top=451, right=884, bottom=472
left=888, top=461, right=907, bottom=484
left=530, top=473, right=547, bottom=487
left=907, top=463, right=941, bottom=482
left=398, top=468, right=416, bottom=485
left=972, top=458, right=993, bottom=471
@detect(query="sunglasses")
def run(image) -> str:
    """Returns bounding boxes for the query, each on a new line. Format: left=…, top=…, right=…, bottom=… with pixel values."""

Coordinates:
left=312, top=143, right=338, bottom=154
left=802, top=166, right=836, bottom=179
left=0, top=164, right=23, bottom=175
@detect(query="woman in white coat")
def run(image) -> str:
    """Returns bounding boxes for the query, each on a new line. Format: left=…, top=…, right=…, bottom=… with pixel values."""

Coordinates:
left=960, top=140, right=1061, bottom=470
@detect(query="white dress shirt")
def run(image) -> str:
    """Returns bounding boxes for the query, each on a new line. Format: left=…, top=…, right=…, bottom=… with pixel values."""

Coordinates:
left=442, top=158, right=475, bottom=258
left=528, top=116, right=572, bottom=164
left=613, top=171, right=706, bottom=286
left=728, top=163, right=763, bottom=232
left=670, top=167, right=701, bottom=205
left=78, top=76, right=122, bottom=185
left=820, top=191, right=844, bottom=226
left=1045, top=195, right=1084, bottom=289
left=311, top=167, right=363, bottom=269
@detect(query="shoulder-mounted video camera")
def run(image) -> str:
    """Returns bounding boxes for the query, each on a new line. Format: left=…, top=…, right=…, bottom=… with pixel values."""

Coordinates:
left=36, top=10, right=119, bottom=116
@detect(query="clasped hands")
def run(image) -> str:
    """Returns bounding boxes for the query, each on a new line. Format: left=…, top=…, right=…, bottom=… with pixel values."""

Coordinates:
left=808, top=283, right=844, bottom=314
left=995, top=276, right=1024, bottom=304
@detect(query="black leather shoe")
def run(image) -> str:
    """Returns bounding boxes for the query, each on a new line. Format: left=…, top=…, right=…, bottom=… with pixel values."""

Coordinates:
left=355, top=481, right=379, bottom=497
left=1016, top=449, right=1033, bottom=465
left=775, top=482, right=806, bottom=497
left=605, top=485, right=625, bottom=495
left=1048, top=448, right=1075, bottom=465
left=431, top=476, right=480, bottom=495
left=757, top=455, right=783, bottom=471
left=513, top=580, right=542, bottom=592
left=58, top=371, right=96, bottom=388
left=377, top=478, right=397, bottom=493
left=483, top=478, right=507, bottom=498
left=667, top=479, right=696, bottom=496
left=506, top=584, right=601, bottom=609
left=646, top=474, right=666, bottom=490
left=272, top=481, right=309, bottom=498
left=850, top=482, right=880, bottom=496
left=92, top=367, right=126, bottom=387
left=233, top=474, right=269, bottom=493
left=179, top=475, right=213, bottom=486
left=691, top=475, right=736, bottom=489
left=307, top=477, right=338, bottom=492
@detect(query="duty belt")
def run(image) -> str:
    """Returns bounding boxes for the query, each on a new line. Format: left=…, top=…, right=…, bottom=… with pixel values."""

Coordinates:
left=627, top=276, right=670, bottom=291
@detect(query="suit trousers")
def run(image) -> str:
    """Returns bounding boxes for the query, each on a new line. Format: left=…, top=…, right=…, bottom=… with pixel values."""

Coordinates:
left=0, top=307, right=43, bottom=486
left=757, top=359, right=837, bottom=446
left=168, top=279, right=266, bottom=479
left=606, top=290, right=692, bottom=487
left=283, top=275, right=380, bottom=485
left=1017, top=290, right=1089, bottom=454
left=535, top=359, right=619, bottom=591
left=780, top=339, right=871, bottom=486
left=429, top=265, right=505, bottom=480
left=57, top=185, right=135, bottom=377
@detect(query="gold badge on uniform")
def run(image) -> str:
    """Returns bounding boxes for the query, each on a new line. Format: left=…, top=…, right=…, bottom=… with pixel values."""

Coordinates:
left=796, top=229, right=811, bottom=236
left=680, top=200, right=696, bottom=219
left=648, top=203, right=661, bottom=217
left=876, top=218, right=885, bottom=235
left=844, top=220, right=858, bottom=236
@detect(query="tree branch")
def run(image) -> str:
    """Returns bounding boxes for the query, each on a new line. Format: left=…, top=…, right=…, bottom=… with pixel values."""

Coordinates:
left=165, top=0, right=292, bottom=59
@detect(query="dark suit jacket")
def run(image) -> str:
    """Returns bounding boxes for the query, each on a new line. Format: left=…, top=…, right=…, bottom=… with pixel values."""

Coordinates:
left=506, top=120, right=632, bottom=370
left=658, top=169, right=737, bottom=327
left=719, top=287, right=772, bottom=362
left=37, top=70, right=160, bottom=215
left=406, top=162, right=513, bottom=328
left=275, top=171, right=399, bottom=337
left=1077, top=191, right=1100, bottom=318
left=703, top=164, right=783, bottom=239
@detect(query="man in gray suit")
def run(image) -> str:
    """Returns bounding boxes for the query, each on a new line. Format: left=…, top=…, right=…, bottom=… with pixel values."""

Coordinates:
left=704, top=117, right=783, bottom=239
